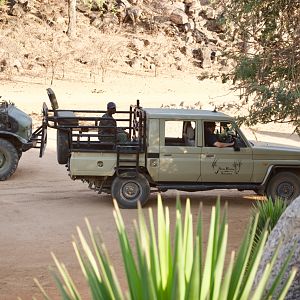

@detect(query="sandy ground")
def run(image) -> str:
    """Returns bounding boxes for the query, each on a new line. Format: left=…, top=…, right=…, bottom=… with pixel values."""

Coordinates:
left=0, top=73, right=299, bottom=299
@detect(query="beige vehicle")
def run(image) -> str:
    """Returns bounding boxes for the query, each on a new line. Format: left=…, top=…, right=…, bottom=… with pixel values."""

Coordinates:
left=42, top=89, right=300, bottom=208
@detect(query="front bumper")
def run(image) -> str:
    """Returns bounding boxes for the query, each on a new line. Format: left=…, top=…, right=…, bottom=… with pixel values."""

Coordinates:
left=22, top=140, right=34, bottom=152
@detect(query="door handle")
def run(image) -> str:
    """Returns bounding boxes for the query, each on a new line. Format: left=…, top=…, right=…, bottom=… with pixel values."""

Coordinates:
left=205, top=154, right=215, bottom=158
left=163, top=154, right=172, bottom=156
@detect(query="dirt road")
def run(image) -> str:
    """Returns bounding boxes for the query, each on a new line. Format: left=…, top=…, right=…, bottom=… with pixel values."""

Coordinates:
left=0, top=129, right=257, bottom=299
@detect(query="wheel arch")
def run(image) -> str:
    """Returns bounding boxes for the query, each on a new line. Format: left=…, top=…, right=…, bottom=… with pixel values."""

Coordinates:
left=0, top=133, right=22, bottom=150
left=113, top=166, right=155, bottom=184
left=263, top=165, right=300, bottom=186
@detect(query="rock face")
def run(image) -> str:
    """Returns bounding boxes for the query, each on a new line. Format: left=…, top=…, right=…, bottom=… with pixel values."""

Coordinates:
left=255, top=196, right=300, bottom=299
left=0, top=0, right=232, bottom=79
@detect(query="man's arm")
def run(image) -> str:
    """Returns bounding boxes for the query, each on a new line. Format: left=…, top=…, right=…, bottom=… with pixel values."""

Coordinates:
left=213, top=140, right=235, bottom=148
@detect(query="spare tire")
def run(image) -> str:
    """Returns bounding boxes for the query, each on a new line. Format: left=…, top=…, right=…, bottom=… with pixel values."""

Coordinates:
left=57, top=129, right=70, bottom=164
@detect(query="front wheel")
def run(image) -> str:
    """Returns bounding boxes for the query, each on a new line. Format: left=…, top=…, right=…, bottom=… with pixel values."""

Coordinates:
left=0, top=139, right=19, bottom=181
left=266, top=171, right=300, bottom=203
left=111, top=173, right=150, bottom=209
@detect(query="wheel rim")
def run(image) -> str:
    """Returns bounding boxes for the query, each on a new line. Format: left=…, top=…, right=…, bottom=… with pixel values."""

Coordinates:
left=277, top=181, right=295, bottom=199
left=0, top=152, right=5, bottom=168
left=121, top=181, right=141, bottom=201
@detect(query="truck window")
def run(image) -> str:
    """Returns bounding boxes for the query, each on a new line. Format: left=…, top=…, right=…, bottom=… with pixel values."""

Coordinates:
left=203, top=121, right=247, bottom=147
left=165, top=120, right=195, bottom=146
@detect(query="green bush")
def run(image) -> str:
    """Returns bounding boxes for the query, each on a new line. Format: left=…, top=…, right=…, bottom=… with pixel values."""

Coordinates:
left=35, top=196, right=296, bottom=299
left=252, top=198, right=287, bottom=246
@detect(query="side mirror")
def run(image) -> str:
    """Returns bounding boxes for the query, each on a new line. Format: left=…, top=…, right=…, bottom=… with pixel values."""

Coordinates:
left=234, top=139, right=240, bottom=151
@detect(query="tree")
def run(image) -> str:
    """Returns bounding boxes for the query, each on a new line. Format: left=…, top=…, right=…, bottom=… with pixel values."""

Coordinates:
left=216, top=0, right=300, bottom=134
left=67, top=0, right=76, bottom=39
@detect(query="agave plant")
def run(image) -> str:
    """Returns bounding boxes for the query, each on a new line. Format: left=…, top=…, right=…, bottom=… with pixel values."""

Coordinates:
left=251, top=197, right=287, bottom=246
left=35, top=196, right=296, bottom=299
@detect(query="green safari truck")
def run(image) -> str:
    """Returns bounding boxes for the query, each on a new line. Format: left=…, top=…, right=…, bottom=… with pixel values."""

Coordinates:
left=0, top=99, right=45, bottom=180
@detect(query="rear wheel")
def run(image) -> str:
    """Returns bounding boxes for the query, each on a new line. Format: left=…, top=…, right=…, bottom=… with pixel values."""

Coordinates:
left=0, top=139, right=19, bottom=181
left=111, top=173, right=150, bottom=208
left=266, top=171, right=300, bottom=203
left=57, top=129, right=70, bottom=164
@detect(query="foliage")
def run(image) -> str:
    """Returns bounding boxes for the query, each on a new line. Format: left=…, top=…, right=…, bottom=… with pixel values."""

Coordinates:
left=215, top=0, right=300, bottom=134
left=249, top=197, right=287, bottom=267
left=0, top=0, right=6, bottom=6
left=252, top=198, right=287, bottom=245
left=35, top=196, right=296, bottom=299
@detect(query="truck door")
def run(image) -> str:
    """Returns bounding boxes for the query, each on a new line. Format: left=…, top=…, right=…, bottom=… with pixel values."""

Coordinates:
left=200, top=121, right=253, bottom=182
left=158, top=120, right=201, bottom=182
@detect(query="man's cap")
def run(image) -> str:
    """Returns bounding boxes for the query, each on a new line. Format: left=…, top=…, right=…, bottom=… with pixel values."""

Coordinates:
left=107, top=102, right=116, bottom=109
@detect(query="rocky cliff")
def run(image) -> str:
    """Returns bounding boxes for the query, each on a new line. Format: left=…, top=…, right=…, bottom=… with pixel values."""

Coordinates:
left=0, top=0, right=233, bottom=82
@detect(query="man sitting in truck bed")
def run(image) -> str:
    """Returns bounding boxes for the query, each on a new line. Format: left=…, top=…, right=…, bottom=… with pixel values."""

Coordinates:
left=98, top=102, right=128, bottom=144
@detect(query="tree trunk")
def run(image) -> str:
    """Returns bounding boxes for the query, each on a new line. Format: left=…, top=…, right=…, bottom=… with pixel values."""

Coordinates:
left=67, top=0, right=76, bottom=39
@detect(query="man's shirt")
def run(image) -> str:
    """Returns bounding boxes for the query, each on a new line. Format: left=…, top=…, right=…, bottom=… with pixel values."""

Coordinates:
left=98, top=113, right=116, bottom=142
left=204, top=130, right=218, bottom=147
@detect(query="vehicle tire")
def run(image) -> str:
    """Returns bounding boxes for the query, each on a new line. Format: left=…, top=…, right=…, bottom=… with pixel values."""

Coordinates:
left=0, top=138, right=19, bottom=181
left=266, top=171, right=300, bottom=203
left=253, top=188, right=265, bottom=196
left=17, top=149, right=22, bottom=159
left=57, top=129, right=70, bottom=164
left=111, top=173, right=150, bottom=209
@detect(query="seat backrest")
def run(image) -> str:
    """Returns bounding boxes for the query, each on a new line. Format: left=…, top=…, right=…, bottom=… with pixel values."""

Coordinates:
left=183, top=121, right=195, bottom=145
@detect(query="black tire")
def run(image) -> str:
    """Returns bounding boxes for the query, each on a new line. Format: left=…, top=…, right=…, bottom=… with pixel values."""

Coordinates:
left=0, top=138, right=19, bottom=181
left=111, top=173, right=150, bottom=208
left=57, top=129, right=70, bottom=164
left=266, top=171, right=300, bottom=203
left=253, top=188, right=265, bottom=196
left=17, top=149, right=22, bottom=159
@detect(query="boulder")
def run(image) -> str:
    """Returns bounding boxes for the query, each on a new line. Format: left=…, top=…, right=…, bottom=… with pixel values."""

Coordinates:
left=0, top=59, right=8, bottom=72
left=129, top=57, right=143, bottom=69
left=201, top=6, right=216, bottom=19
left=255, top=196, right=300, bottom=299
left=0, top=58, right=22, bottom=72
left=130, top=38, right=144, bottom=51
left=184, top=0, right=194, bottom=4
left=119, top=0, right=131, bottom=8
left=12, top=59, right=22, bottom=72
left=170, top=8, right=189, bottom=25
left=193, top=28, right=209, bottom=44
left=10, top=4, right=24, bottom=17
left=187, top=2, right=201, bottom=16
left=172, top=2, right=186, bottom=12
left=199, top=0, right=210, bottom=5
left=201, top=46, right=212, bottom=68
